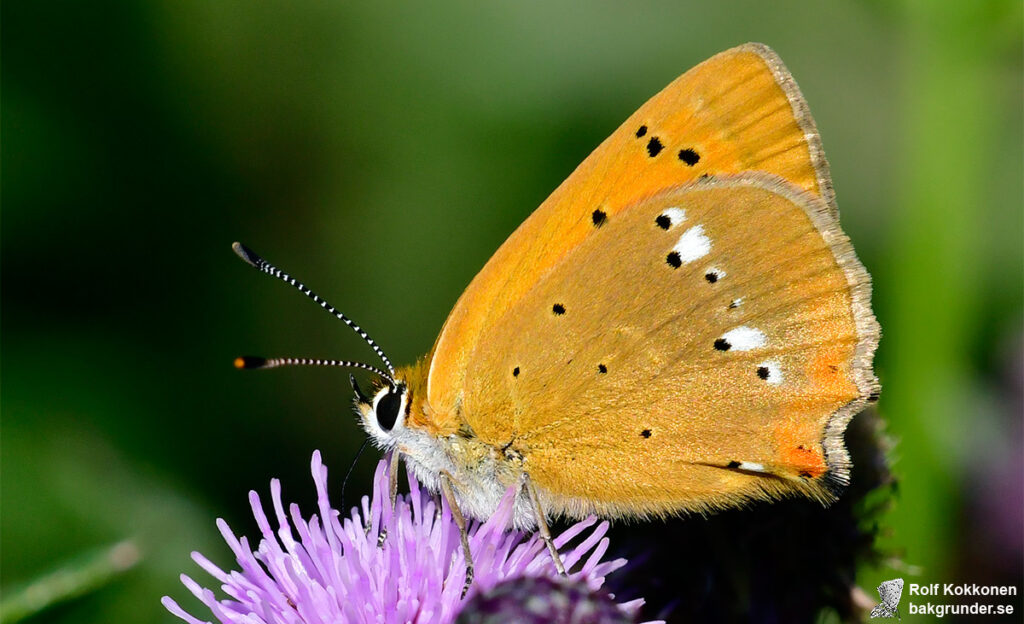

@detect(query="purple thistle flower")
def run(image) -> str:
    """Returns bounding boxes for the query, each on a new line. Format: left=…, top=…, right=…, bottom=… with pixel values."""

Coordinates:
left=163, top=452, right=661, bottom=624
left=456, top=576, right=638, bottom=624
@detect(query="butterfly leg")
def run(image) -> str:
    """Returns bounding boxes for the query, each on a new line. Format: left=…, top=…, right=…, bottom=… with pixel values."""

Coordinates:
left=388, top=450, right=401, bottom=508
left=524, top=475, right=566, bottom=576
left=375, top=451, right=402, bottom=546
left=440, top=471, right=475, bottom=596
left=432, top=491, right=444, bottom=520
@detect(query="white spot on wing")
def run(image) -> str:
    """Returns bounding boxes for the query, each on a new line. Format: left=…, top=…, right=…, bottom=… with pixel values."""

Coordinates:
left=758, top=360, right=783, bottom=385
left=721, top=326, right=766, bottom=351
left=673, top=225, right=711, bottom=263
left=729, top=297, right=743, bottom=309
left=707, top=267, right=726, bottom=279
left=661, top=207, right=686, bottom=228
left=738, top=461, right=766, bottom=472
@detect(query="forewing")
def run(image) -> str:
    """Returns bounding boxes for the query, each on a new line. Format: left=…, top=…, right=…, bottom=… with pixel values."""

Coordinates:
left=426, top=44, right=836, bottom=425
left=878, top=579, right=904, bottom=607
left=463, top=175, right=877, bottom=516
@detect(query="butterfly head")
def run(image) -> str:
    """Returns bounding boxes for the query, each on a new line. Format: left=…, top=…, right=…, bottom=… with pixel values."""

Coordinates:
left=351, top=375, right=410, bottom=448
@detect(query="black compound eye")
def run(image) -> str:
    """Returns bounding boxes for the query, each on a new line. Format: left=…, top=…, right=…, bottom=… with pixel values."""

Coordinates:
left=374, top=390, right=403, bottom=431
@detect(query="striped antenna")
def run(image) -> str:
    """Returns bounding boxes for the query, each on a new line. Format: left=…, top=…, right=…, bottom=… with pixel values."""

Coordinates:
left=234, top=356, right=394, bottom=383
left=232, top=242, right=397, bottom=379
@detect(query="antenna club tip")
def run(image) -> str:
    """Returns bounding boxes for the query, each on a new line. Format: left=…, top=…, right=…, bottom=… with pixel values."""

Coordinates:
left=235, top=356, right=267, bottom=369
left=231, top=242, right=261, bottom=267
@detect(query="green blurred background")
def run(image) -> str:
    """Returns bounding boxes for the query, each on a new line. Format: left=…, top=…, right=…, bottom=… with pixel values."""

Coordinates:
left=3, top=1, right=1022, bottom=621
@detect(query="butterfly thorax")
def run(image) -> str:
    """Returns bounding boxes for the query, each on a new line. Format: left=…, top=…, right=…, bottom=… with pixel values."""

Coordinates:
left=358, top=359, right=541, bottom=527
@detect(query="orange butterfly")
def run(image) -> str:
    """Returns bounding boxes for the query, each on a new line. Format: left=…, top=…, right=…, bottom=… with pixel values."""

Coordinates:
left=234, top=43, right=879, bottom=583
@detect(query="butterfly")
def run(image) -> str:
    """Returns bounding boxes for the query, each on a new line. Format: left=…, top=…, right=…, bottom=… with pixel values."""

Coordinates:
left=233, top=42, right=879, bottom=583
left=870, top=578, right=904, bottom=619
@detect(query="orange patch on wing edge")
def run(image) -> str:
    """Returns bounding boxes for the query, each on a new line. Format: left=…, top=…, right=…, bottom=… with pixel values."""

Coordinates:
left=773, top=421, right=828, bottom=479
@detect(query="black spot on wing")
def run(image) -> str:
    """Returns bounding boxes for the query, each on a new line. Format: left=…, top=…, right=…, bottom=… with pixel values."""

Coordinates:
left=666, top=252, right=682, bottom=268
left=757, top=366, right=770, bottom=380
left=704, top=272, right=718, bottom=283
left=714, top=338, right=731, bottom=351
left=552, top=303, right=566, bottom=315
left=646, top=137, right=663, bottom=157
left=513, top=366, right=520, bottom=377
left=635, top=125, right=647, bottom=138
left=678, top=148, right=700, bottom=166
left=592, top=209, right=607, bottom=227
left=598, top=363, right=607, bottom=374
left=655, top=214, right=671, bottom=230
left=640, top=429, right=652, bottom=438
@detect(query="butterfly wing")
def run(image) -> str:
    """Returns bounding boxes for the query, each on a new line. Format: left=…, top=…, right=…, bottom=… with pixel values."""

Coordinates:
left=419, top=44, right=878, bottom=516
left=877, top=579, right=904, bottom=608
left=869, top=604, right=895, bottom=618
left=460, top=174, right=877, bottom=515
left=871, top=578, right=904, bottom=618
left=426, top=43, right=837, bottom=430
